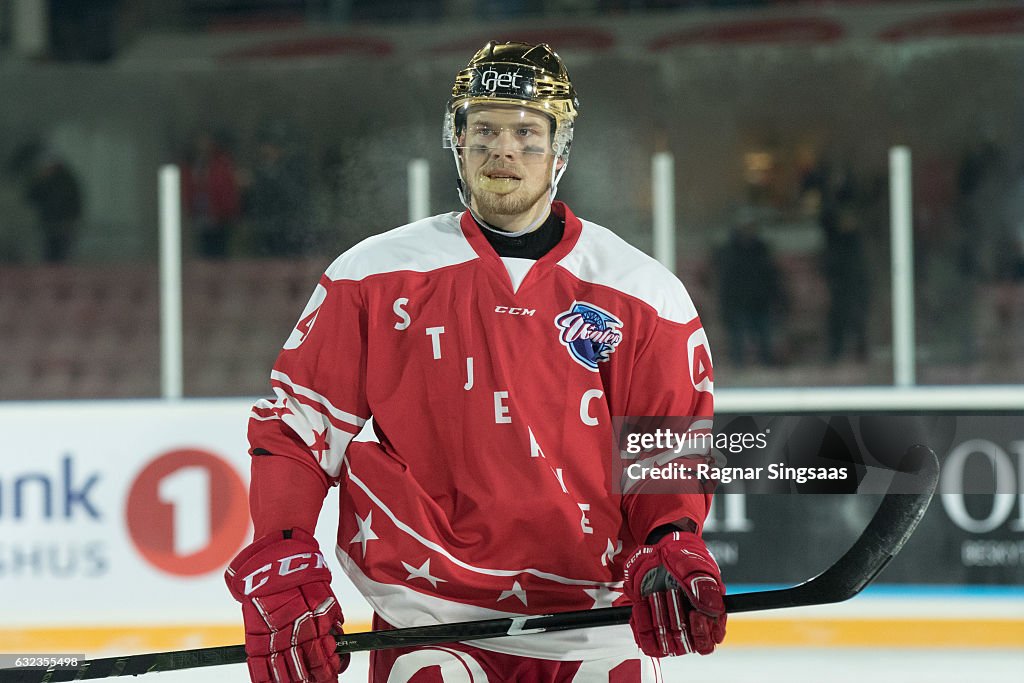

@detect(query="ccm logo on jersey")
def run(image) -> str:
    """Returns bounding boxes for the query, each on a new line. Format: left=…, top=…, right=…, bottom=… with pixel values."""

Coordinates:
left=554, top=301, right=624, bottom=371
left=241, top=551, right=327, bottom=595
left=494, top=306, right=536, bottom=316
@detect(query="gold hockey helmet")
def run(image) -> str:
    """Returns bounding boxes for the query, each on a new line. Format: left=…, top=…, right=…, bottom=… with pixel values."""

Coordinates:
left=447, top=41, right=578, bottom=128
left=443, top=41, right=580, bottom=205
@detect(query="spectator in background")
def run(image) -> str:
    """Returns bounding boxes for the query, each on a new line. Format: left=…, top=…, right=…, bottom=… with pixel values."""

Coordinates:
left=22, top=146, right=83, bottom=262
left=181, top=130, right=241, bottom=259
left=929, top=140, right=1003, bottom=365
left=1008, top=158, right=1024, bottom=281
left=310, top=145, right=347, bottom=254
left=813, top=162, right=870, bottom=363
left=245, top=120, right=311, bottom=257
left=1, top=144, right=45, bottom=263
left=715, top=206, right=783, bottom=366
left=48, top=0, right=122, bottom=62
left=956, top=140, right=1001, bottom=281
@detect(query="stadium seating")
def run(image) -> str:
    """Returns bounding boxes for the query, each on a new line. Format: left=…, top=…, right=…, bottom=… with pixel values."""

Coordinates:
left=2, top=258, right=1021, bottom=400
left=0, top=259, right=324, bottom=400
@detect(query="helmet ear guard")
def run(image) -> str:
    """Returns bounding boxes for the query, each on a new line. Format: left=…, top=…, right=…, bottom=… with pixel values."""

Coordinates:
left=443, top=41, right=579, bottom=207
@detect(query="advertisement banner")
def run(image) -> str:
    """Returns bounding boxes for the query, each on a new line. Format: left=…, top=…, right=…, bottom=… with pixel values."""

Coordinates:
left=0, top=399, right=374, bottom=632
left=703, top=413, right=1024, bottom=586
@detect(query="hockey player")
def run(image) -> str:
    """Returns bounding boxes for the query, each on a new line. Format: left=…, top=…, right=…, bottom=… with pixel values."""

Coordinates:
left=225, top=41, right=726, bottom=682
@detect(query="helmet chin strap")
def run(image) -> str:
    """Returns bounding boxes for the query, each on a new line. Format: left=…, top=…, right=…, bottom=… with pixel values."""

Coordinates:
left=549, top=151, right=569, bottom=202
left=451, top=145, right=471, bottom=209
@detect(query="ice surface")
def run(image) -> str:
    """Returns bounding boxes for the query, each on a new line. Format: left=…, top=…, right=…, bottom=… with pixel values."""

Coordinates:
left=127, top=648, right=1024, bottom=682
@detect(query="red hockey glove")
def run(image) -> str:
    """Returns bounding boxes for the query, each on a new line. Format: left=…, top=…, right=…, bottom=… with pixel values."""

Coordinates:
left=225, top=528, right=349, bottom=682
left=623, top=531, right=727, bottom=657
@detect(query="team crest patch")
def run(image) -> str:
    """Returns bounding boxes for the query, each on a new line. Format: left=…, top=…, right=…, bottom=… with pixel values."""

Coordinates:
left=554, top=301, right=624, bottom=371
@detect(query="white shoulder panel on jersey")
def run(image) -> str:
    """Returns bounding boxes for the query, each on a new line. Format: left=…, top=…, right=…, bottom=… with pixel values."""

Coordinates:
left=557, top=219, right=699, bottom=324
left=324, top=213, right=478, bottom=282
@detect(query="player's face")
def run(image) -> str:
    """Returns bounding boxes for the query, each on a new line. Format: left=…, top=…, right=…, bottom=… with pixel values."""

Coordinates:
left=459, top=106, right=555, bottom=226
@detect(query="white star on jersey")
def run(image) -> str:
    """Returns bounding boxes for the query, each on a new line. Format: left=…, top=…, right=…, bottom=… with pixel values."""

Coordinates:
left=403, top=558, right=447, bottom=588
left=584, top=585, right=623, bottom=608
left=497, top=580, right=529, bottom=606
left=349, top=511, right=379, bottom=558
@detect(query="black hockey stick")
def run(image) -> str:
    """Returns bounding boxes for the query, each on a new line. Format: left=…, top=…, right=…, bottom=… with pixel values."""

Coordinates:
left=2, top=445, right=938, bottom=682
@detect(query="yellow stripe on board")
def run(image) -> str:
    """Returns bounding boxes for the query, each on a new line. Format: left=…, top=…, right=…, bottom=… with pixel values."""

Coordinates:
left=1, top=619, right=1021, bottom=654
left=727, top=619, right=1024, bottom=648
left=0, top=624, right=251, bottom=654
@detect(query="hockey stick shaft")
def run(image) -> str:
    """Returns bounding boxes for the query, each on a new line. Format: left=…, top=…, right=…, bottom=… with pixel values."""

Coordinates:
left=4, top=445, right=938, bottom=682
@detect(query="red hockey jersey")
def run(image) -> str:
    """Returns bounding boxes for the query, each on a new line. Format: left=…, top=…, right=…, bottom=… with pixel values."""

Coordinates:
left=248, top=202, right=714, bottom=660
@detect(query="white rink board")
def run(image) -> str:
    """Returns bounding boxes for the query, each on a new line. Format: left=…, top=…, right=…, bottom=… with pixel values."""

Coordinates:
left=2, top=397, right=1022, bottom=672
left=0, top=398, right=376, bottom=629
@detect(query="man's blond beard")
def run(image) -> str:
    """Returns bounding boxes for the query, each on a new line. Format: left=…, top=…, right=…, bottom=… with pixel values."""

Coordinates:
left=461, top=152, right=555, bottom=221
left=471, top=183, right=548, bottom=217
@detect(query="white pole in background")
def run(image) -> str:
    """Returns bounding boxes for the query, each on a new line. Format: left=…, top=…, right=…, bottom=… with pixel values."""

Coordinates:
left=652, top=152, right=676, bottom=272
left=159, top=165, right=184, bottom=399
left=11, top=0, right=49, bottom=58
left=408, top=158, right=430, bottom=223
left=889, top=146, right=916, bottom=387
